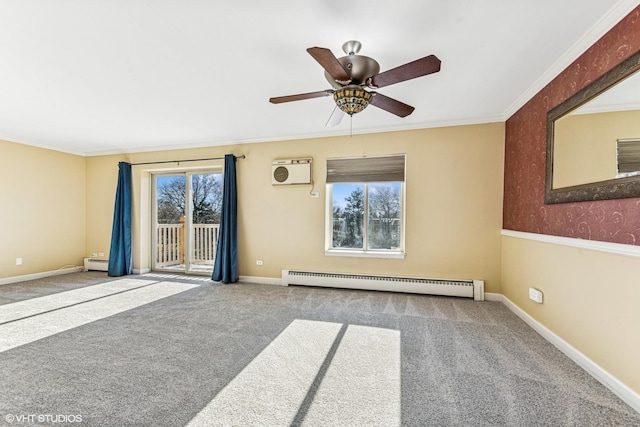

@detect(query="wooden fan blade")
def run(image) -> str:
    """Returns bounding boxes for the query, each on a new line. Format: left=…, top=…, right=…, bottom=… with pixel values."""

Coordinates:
left=269, top=90, right=332, bottom=104
left=307, top=47, right=350, bottom=82
left=370, top=93, right=415, bottom=117
left=326, top=106, right=345, bottom=127
left=370, top=55, right=441, bottom=88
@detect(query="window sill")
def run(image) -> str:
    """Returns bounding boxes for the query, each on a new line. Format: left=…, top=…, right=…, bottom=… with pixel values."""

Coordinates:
left=324, top=250, right=406, bottom=259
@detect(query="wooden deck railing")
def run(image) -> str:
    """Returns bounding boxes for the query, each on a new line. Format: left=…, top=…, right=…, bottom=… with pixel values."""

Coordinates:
left=156, top=222, right=219, bottom=267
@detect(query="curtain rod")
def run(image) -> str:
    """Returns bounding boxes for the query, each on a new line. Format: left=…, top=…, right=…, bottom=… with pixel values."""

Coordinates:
left=130, top=154, right=245, bottom=166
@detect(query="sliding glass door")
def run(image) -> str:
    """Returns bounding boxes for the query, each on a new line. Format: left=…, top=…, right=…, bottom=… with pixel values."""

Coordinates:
left=153, top=171, right=222, bottom=275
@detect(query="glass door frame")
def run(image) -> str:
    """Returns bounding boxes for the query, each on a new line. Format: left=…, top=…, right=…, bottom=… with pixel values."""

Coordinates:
left=151, top=169, right=220, bottom=276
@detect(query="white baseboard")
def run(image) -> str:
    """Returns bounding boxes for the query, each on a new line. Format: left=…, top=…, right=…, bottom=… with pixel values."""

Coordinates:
left=0, top=266, right=84, bottom=286
left=132, top=268, right=151, bottom=275
left=498, top=293, right=640, bottom=414
left=239, top=275, right=283, bottom=286
left=484, top=292, right=503, bottom=302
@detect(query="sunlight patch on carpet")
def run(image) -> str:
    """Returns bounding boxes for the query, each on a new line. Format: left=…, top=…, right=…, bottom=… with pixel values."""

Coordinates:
left=187, top=320, right=401, bottom=427
left=0, top=278, right=157, bottom=324
left=0, top=281, right=197, bottom=353
left=187, top=319, right=342, bottom=427
left=303, top=324, right=401, bottom=426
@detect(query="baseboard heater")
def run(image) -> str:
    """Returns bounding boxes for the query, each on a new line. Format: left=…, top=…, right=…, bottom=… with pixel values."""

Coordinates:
left=84, top=258, right=109, bottom=272
left=282, top=270, right=484, bottom=301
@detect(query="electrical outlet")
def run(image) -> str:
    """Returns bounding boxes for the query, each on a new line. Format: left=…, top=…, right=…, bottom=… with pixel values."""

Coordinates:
left=310, top=191, right=319, bottom=198
left=16, top=257, right=23, bottom=266
left=98, top=252, right=104, bottom=257
left=529, top=288, right=543, bottom=304
left=256, top=260, right=263, bottom=266
left=92, top=253, right=98, bottom=257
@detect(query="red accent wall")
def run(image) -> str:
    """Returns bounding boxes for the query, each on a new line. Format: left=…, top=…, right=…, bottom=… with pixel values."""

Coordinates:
left=503, top=7, right=640, bottom=245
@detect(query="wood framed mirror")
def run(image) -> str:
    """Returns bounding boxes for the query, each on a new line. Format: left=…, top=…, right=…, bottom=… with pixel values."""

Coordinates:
left=545, top=49, right=640, bottom=204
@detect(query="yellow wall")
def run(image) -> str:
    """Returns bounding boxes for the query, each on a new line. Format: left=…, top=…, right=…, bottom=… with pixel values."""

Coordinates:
left=553, top=110, right=640, bottom=188
left=85, top=123, right=505, bottom=292
left=502, top=234, right=640, bottom=394
left=0, top=140, right=86, bottom=278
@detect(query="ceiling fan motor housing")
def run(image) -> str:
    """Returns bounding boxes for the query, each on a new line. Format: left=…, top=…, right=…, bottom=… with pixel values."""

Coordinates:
left=324, top=55, right=380, bottom=88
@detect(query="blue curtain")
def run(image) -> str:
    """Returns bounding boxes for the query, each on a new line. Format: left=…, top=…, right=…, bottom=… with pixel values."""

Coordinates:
left=212, top=154, right=239, bottom=283
left=107, top=162, right=133, bottom=277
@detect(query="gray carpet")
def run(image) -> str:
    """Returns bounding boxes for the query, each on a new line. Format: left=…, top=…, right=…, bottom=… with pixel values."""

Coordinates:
left=0, top=272, right=638, bottom=426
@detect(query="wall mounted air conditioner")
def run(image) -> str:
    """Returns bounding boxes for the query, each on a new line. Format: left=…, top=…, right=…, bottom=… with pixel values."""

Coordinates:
left=272, top=158, right=312, bottom=185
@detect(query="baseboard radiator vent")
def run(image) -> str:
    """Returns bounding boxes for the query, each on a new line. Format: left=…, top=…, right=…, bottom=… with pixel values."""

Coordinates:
left=84, top=258, right=109, bottom=272
left=282, top=270, right=484, bottom=301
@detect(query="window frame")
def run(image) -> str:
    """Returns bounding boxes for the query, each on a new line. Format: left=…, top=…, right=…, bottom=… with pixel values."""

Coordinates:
left=325, top=180, right=406, bottom=260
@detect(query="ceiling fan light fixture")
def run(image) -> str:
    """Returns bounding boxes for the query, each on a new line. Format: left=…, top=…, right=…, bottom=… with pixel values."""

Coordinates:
left=333, top=85, right=372, bottom=115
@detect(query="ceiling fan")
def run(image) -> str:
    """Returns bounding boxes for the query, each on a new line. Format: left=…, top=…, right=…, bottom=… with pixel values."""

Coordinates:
left=269, top=40, right=441, bottom=126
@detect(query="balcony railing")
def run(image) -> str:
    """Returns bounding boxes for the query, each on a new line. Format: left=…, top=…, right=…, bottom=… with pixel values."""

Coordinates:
left=156, top=223, right=219, bottom=268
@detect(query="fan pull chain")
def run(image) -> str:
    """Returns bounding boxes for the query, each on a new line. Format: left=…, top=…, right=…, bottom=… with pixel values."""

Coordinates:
left=350, top=114, right=353, bottom=137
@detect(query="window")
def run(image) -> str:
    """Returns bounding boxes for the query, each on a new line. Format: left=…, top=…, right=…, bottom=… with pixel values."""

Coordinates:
left=326, top=155, right=405, bottom=258
left=617, top=138, right=640, bottom=178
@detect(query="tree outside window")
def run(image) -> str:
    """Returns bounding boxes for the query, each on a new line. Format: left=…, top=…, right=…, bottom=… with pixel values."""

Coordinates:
left=157, top=174, right=222, bottom=224
left=367, top=184, right=401, bottom=250
left=331, top=182, right=402, bottom=251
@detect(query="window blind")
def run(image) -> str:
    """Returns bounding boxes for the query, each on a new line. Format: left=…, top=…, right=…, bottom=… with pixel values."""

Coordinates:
left=326, top=155, right=405, bottom=183
left=617, top=139, right=640, bottom=173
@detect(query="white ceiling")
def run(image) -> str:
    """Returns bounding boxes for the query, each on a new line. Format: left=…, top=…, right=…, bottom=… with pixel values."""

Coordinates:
left=1, top=0, right=638, bottom=156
